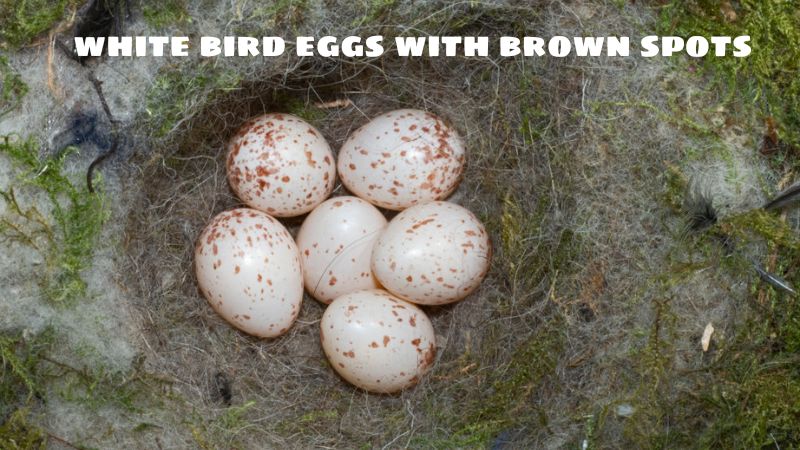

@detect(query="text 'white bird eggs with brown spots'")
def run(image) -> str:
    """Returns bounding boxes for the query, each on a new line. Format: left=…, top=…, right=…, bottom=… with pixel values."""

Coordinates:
left=227, top=113, right=336, bottom=217
left=320, top=289, right=436, bottom=393
left=195, top=208, right=304, bottom=338
left=337, top=109, right=466, bottom=210
left=296, top=196, right=388, bottom=304
left=371, top=201, right=491, bottom=305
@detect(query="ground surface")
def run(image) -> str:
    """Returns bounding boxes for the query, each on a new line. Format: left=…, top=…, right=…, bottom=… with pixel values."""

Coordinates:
left=2, top=0, right=800, bottom=449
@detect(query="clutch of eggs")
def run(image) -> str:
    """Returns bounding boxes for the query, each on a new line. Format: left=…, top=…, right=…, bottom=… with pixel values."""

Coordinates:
left=192, top=108, right=490, bottom=395
left=337, top=109, right=466, bottom=210
left=227, top=113, right=336, bottom=217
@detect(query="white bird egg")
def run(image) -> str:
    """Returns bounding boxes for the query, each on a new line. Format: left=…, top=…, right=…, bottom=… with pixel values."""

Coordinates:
left=337, top=109, right=466, bottom=210
left=320, top=289, right=436, bottom=393
left=195, top=208, right=303, bottom=337
left=371, top=201, right=491, bottom=305
left=296, top=196, right=387, bottom=304
left=227, top=113, right=336, bottom=217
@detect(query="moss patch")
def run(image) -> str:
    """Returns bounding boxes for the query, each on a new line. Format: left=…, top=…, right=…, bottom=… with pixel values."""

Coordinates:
left=661, top=0, right=800, bottom=152
left=0, top=136, right=108, bottom=306
left=0, top=56, right=28, bottom=119
left=145, top=62, right=241, bottom=137
left=142, top=0, right=190, bottom=30
left=0, top=0, right=80, bottom=49
left=0, top=330, right=51, bottom=449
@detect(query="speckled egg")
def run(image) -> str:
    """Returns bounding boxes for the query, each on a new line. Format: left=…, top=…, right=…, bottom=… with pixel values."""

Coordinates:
left=337, top=109, right=466, bottom=210
left=320, top=289, right=436, bottom=393
left=371, top=201, right=491, bottom=305
left=195, top=208, right=303, bottom=337
left=227, top=113, right=336, bottom=217
left=296, top=196, right=388, bottom=304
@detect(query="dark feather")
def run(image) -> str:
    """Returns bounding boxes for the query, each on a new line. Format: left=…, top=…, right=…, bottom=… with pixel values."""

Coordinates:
left=763, top=182, right=800, bottom=211
left=749, top=258, right=797, bottom=296
left=212, top=371, right=233, bottom=406
left=683, top=188, right=718, bottom=232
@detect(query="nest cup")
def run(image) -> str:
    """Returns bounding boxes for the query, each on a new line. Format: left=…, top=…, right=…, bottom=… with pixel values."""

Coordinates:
left=120, top=53, right=534, bottom=445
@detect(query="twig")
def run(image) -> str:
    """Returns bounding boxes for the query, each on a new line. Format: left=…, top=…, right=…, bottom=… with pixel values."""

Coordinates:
left=47, top=432, right=81, bottom=449
left=86, top=71, right=120, bottom=193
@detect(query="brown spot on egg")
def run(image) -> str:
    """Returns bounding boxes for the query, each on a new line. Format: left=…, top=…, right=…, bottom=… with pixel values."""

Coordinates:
left=329, top=276, right=337, bottom=286
left=421, top=343, right=436, bottom=368
left=412, top=218, right=435, bottom=230
left=256, top=166, right=274, bottom=177
left=406, top=275, right=413, bottom=282
left=383, top=335, right=390, bottom=347
left=262, top=130, right=275, bottom=146
left=343, top=350, right=355, bottom=358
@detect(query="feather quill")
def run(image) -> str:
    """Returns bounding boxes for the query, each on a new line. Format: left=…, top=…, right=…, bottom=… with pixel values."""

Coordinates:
left=763, top=182, right=800, bottom=211
left=748, top=258, right=797, bottom=296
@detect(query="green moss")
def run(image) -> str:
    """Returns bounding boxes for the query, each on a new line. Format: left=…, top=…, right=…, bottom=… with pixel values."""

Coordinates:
left=726, top=209, right=800, bottom=250
left=351, top=0, right=398, bottom=27
left=0, top=0, right=80, bottom=49
left=0, top=330, right=52, bottom=449
left=238, top=0, right=308, bottom=32
left=622, top=183, right=800, bottom=447
left=1, top=327, right=170, bottom=448
left=145, top=63, right=241, bottom=137
left=0, top=56, right=28, bottom=118
left=276, top=408, right=339, bottom=435
left=188, top=400, right=256, bottom=449
left=661, top=0, right=800, bottom=151
left=0, top=136, right=108, bottom=306
left=142, top=0, right=190, bottom=29
left=663, top=162, right=689, bottom=211
left=623, top=295, right=686, bottom=447
left=58, top=363, right=154, bottom=413
left=284, top=97, right=327, bottom=123
left=0, top=330, right=53, bottom=415
left=419, top=319, right=565, bottom=448
left=0, top=408, right=46, bottom=450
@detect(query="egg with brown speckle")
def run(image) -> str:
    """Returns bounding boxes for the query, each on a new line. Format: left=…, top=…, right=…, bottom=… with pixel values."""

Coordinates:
left=227, top=113, right=336, bottom=217
left=296, top=196, right=388, bottom=304
left=371, top=201, right=491, bottom=305
left=320, top=289, right=436, bottom=393
left=195, top=208, right=303, bottom=337
left=337, top=109, right=466, bottom=210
